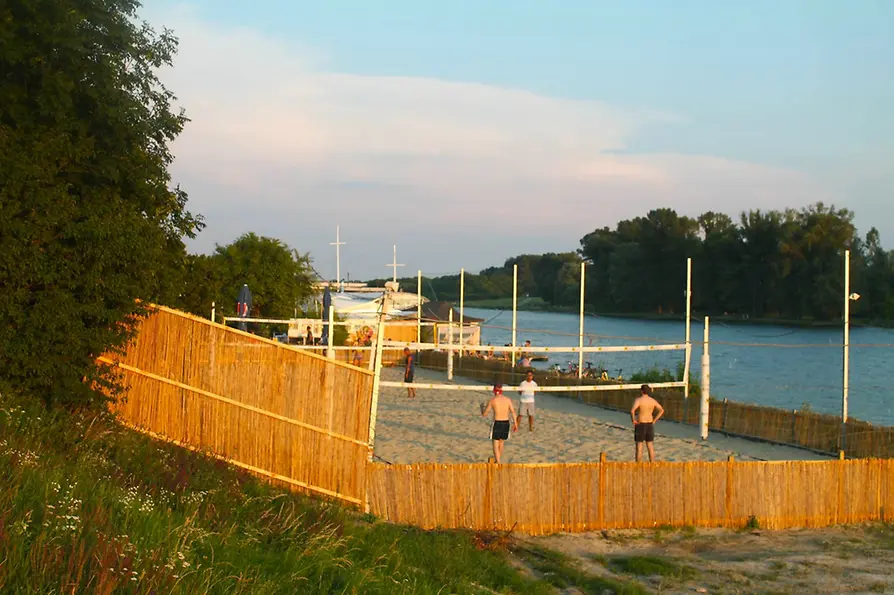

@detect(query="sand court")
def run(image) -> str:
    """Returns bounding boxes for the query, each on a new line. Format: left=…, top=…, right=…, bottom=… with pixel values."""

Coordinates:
left=373, top=367, right=832, bottom=464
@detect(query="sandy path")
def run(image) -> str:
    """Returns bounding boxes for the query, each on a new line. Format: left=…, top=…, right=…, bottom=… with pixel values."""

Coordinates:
left=373, top=367, right=831, bottom=464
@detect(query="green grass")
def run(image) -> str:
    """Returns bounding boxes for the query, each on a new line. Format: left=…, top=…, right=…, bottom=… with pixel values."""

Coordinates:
left=0, top=393, right=552, bottom=594
left=609, top=555, right=699, bottom=581
left=515, top=546, right=647, bottom=594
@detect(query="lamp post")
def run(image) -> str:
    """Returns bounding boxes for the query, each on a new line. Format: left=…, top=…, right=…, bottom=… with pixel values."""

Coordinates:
left=841, top=249, right=860, bottom=452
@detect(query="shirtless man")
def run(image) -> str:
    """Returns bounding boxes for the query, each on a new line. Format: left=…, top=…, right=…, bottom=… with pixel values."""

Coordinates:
left=630, top=384, right=664, bottom=462
left=481, top=384, right=518, bottom=463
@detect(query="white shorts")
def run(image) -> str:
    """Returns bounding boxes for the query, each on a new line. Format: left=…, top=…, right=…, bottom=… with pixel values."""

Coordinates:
left=518, top=401, right=535, bottom=417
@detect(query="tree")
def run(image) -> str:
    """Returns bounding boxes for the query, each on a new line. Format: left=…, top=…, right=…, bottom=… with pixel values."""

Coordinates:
left=202, top=233, right=316, bottom=321
left=0, top=1, right=203, bottom=407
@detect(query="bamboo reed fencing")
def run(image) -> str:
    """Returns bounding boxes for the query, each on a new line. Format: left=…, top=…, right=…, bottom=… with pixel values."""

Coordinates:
left=366, top=457, right=893, bottom=535
left=418, top=352, right=894, bottom=459
left=100, top=308, right=894, bottom=536
left=102, top=306, right=375, bottom=505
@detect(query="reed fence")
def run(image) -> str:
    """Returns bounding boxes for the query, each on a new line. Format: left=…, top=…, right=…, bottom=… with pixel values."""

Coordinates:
left=366, top=456, right=893, bottom=535
left=101, top=309, right=894, bottom=536
left=101, top=306, right=375, bottom=505
left=418, top=352, right=894, bottom=459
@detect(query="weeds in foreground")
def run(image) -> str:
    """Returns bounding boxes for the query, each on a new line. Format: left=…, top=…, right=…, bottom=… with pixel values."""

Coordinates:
left=0, top=393, right=543, bottom=594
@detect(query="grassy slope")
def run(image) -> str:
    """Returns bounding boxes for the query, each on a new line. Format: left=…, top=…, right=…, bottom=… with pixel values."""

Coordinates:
left=0, top=393, right=655, bottom=594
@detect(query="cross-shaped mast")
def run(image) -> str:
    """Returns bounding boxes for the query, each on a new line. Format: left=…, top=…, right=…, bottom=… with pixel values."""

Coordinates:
left=329, top=225, right=346, bottom=290
left=385, top=244, right=404, bottom=283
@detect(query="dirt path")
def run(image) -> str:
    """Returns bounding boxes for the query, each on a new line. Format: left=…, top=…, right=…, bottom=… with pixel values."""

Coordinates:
left=507, top=523, right=894, bottom=594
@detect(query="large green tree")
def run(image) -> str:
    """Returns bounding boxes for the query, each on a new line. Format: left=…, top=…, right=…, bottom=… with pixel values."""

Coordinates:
left=179, top=233, right=316, bottom=321
left=0, top=1, right=202, bottom=406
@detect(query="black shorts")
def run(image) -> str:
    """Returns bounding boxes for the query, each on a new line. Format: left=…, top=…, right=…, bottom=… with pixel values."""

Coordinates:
left=634, top=422, right=654, bottom=443
left=405, top=372, right=414, bottom=383
left=490, top=420, right=511, bottom=441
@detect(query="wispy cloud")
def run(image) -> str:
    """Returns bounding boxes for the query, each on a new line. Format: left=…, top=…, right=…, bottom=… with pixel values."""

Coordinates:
left=153, top=5, right=836, bottom=276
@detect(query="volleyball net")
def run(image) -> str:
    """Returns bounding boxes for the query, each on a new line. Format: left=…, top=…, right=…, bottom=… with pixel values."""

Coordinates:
left=377, top=339, right=691, bottom=394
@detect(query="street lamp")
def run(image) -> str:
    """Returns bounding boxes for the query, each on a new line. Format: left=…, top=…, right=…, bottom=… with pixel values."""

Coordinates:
left=842, top=251, right=860, bottom=452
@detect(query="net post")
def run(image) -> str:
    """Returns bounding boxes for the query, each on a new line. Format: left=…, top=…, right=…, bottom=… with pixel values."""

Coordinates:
left=417, top=270, right=422, bottom=344
left=447, top=308, right=454, bottom=381
left=511, top=264, right=518, bottom=367
left=700, top=316, right=710, bottom=440
left=459, top=268, right=465, bottom=361
left=683, top=257, right=692, bottom=399
left=367, top=304, right=387, bottom=461
left=578, top=262, right=585, bottom=380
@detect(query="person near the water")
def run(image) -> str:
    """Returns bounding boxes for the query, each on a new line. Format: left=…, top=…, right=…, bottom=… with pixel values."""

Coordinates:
left=630, top=384, right=664, bottom=462
left=403, top=347, right=416, bottom=398
left=481, top=383, right=518, bottom=463
left=517, top=370, right=538, bottom=432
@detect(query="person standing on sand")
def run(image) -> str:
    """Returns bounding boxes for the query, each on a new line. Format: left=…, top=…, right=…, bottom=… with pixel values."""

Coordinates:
left=403, top=347, right=416, bottom=398
left=630, top=384, right=664, bottom=462
left=481, top=384, right=518, bottom=463
left=517, top=370, right=537, bottom=432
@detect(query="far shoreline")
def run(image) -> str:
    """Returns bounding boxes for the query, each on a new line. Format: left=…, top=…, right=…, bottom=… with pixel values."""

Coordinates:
left=462, top=299, right=889, bottom=330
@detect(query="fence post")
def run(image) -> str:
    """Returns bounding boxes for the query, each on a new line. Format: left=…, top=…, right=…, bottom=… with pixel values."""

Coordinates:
left=699, top=316, right=710, bottom=440
left=725, top=455, right=734, bottom=527
left=791, top=410, right=797, bottom=444
left=327, top=306, right=335, bottom=359
left=837, top=450, right=846, bottom=524
left=722, top=398, right=729, bottom=430
left=598, top=452, right=606, bottom=528
left=447, top=309, right=454, bottom=381
left=211, top=301, right=216, bottom=323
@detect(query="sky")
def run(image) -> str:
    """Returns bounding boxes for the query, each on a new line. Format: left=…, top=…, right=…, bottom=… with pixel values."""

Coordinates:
left=143, top=0, right=893, bottom=281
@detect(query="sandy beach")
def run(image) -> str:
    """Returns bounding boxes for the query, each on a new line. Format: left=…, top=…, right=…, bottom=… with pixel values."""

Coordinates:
left=373, top=367, right=831, bottom=464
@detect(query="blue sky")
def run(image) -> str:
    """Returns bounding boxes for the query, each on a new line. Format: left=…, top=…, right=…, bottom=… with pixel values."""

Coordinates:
left=145, top=0, right=893, bottom=280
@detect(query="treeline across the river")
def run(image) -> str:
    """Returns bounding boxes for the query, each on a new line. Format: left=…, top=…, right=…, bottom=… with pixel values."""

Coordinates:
left=370, top=203, right=894, bottom=323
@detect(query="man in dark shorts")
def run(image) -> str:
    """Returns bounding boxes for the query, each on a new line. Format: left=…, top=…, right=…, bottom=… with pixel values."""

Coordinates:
left=481, top=383, right=518, bottom=463
left=403, top=347, right=416, bottom=398
left=630, top=384, right=664, bottom=462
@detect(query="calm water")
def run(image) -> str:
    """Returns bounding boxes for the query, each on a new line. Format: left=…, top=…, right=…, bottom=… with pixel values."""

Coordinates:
left=464, top=308, right=894, bottom=426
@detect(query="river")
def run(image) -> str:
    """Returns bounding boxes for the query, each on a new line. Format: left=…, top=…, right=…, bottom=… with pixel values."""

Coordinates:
left=464, top=308, right=894, bottom=426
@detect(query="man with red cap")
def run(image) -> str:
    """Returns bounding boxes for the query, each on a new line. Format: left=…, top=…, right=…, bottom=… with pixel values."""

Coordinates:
left=480, top=383, right=518, bottom=463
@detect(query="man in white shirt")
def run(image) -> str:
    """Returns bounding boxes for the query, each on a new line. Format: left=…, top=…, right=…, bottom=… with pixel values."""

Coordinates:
left=517, top=370, right=538, bottom=432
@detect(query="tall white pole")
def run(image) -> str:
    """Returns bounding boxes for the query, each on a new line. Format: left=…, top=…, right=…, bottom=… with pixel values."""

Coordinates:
left=211, top=301, right=216, bottom=323
left=683, top=258, right=692, bottom=399
left=417, top=270, right=422, bottom=343
left=700, top=316, right=710, bottom=440
left=459, top=268, right=465, bottom=360
left=578, top=262, right=586, bottom=379
left=511, top=264, right=518, bottom=367
left=330, top=225, right=346, bottom=290
left=447, top=308, right=454, bottom=380
left=327, top=305, right=335, bottom=359
left=842, top=249, right=850, bottom=450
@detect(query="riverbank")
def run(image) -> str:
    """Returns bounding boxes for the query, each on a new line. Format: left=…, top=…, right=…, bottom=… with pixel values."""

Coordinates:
left=463, top=298, right=889, bottom=329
